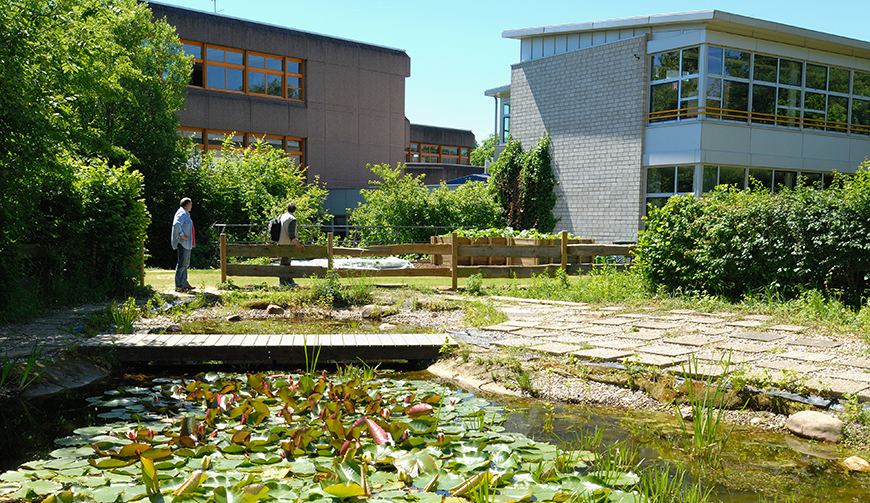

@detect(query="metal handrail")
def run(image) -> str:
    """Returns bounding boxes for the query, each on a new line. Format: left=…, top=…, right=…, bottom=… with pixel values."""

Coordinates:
left=646, top=106, right=870, bottom=134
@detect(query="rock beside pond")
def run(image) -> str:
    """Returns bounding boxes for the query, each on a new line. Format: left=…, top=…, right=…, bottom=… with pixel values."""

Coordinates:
left=843, top=455, right=870, bottom=472
left=226, top=314, right=242, bottom=322
left=785, top=410, right=843, bottom=443
left=266, top=304, right=284, bottom=315
left=379, top=323, right=397, bottom=331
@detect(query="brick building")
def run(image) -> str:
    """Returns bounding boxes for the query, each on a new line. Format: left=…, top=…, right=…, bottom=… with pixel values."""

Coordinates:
left=486, top=11, right=870, bottom=242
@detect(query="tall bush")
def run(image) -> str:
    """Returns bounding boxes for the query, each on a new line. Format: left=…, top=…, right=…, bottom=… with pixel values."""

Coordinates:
left=636, top=163, right=870, bottom=306
left=488, top=133, right=558, bottom=232
left=186, top=139, right=329, bottom=267
left=349, top=164, right=503, bottom=244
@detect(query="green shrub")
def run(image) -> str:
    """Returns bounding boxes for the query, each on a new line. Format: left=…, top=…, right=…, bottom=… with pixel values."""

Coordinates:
left=350, top=164, right=502, bottom=245
left=636, top=163, right=870, bottom=306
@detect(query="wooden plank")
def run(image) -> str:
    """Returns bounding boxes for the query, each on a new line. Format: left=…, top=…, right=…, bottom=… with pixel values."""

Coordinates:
left=226, top=263, right=329, bottom=278
left=334, top=268, right=451, bottom=278
left=457, top=244, right=562, bottom=258
left=267, top=334, right=283, bottom=346
left=226, top=244, right=327, bottom=259
left=253, top=334, right=271, bottom=346
left=332, top=244, right=451, bottom=256
left=566, top=244, right=635, bottom=256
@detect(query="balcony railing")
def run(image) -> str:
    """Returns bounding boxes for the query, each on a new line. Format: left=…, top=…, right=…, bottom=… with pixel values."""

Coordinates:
left=646, top=106, right=870, bottom=135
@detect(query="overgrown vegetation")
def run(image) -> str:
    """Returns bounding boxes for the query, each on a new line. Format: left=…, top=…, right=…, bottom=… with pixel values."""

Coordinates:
left=488, top=133, right=559, bottom=233
left=636, top=161, right=870, bottom=307
left=0, top=0, right=188, bottom=321
left=349, top=164, right=502, bottom=245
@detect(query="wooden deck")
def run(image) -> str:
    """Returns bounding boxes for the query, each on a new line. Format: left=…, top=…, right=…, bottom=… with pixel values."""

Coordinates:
left=80, top=332, right=454, bottom=364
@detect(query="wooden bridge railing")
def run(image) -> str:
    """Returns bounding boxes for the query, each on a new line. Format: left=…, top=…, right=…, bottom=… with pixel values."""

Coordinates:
left=220, top=231, right=635, bottom=290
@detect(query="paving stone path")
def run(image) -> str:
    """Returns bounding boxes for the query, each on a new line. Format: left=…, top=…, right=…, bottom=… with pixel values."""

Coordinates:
left=462, top=296, right=870, bottom=402
left=0, top=304, right=110, bottom=358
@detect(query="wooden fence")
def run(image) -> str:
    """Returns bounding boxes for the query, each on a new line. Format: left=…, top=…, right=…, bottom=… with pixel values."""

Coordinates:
left=220, top=231, right=635, bottom=290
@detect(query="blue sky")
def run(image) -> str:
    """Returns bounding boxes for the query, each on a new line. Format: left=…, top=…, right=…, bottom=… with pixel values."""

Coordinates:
left=152, top=0, right=869, bottom=145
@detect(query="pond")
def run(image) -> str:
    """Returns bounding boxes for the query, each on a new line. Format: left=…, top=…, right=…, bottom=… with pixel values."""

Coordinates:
left=1, top=369, right=869, bottom=502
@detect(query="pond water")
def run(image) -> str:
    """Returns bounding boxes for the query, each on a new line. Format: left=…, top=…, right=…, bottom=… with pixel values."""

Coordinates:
left=2, top=369, right=869, bottom=502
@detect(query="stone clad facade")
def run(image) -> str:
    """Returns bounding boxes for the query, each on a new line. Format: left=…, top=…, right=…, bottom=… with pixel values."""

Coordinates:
left=509, top=36, right=648, bottom=242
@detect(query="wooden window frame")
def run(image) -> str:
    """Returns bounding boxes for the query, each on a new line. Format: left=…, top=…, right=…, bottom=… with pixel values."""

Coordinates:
left=182, top=40, right=304, bottom=102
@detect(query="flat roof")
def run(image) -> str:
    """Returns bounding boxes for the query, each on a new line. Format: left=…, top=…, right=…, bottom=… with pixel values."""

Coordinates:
left=503, top=10, right=870, bottom=58
left=147, top=1, right=408, bottom=55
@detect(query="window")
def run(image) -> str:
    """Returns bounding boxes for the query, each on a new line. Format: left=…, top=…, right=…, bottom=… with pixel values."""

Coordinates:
left=181, top=40, right=304, bottom=101
left=702, top=165, right=832, bottom=192
left=650, top=47, right=700, bottom=122
left=179, top=128, right=304, bottom=164
left=651, top=45, right=870, bottom=134
left=406, top=142, right=471, bottom=164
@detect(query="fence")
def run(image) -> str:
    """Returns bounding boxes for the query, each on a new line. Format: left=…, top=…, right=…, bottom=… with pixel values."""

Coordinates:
left=220, top=231, right=635, bottom=290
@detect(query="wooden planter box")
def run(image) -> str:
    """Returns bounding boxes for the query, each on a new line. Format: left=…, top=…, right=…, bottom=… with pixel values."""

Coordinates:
left=430, top=235, right=471, bottom=266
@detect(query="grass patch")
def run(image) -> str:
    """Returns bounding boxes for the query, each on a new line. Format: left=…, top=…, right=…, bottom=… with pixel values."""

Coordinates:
left=463, top=299, right=508, bottom=327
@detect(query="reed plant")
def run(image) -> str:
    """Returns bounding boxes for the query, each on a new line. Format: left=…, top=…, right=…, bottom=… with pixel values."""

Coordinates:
left=111, top=297, right=139, bottom=334
left=675, top=353, right=736, bottom=463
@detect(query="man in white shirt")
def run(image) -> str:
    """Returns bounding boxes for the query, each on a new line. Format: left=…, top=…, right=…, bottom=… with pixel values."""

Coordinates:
left=278, top=202, right=305, bottom=287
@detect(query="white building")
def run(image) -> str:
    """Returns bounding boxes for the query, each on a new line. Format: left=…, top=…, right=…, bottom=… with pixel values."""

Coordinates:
left=486, top=11, right=870, bottom=242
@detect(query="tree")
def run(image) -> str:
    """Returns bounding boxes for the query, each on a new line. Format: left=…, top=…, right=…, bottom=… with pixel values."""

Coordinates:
left=0, top=0, right=191, bottom=316
left=487, top=133, right=558, bottom=232
left=470, top=133, right=498, bottom=167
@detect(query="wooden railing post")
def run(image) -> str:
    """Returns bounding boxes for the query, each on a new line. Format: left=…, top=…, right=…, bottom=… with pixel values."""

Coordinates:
left=140, top=240, right=146, bottom=287
left=451, top=231, right=458, bottom=291
left=561, top=230, right=568, bottom=271
left=220, top=233, right=227, bottom=284
left=327, top=232, right=334, bottom=271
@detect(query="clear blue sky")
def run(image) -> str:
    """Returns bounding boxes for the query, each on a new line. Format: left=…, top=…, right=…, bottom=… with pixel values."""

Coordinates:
left=152, top=0, right=868, bottom=145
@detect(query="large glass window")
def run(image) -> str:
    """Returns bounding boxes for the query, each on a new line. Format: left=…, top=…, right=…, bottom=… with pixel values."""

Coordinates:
left=650, top=47, right=700, bottom=122
left=181, top=40, right=304, bottom=101
left=652, top=45, right=870, bottom=135
left=406, top=143, right=471, bottom=164
left=180, top=128, right=304, bottom=165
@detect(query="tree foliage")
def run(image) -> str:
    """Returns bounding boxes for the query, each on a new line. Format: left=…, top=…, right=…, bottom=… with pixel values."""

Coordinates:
left=0, top=0, right=190, bottom=317
left=636, top=161, right=870, bottom=306
left=470, top=133, right=498, bottom=167
left=488, top=133, right=558, bottom=232
left=186, top=140, right=330, bottom=267
left=349, top=164, right=502, bottom=245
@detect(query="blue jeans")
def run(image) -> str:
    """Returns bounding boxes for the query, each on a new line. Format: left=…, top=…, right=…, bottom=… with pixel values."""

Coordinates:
left=175, top=246, right=191, bottom=289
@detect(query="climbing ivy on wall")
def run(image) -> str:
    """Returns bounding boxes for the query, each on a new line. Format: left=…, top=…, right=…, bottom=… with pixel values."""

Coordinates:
left=488, top=132, right=558, bottom=233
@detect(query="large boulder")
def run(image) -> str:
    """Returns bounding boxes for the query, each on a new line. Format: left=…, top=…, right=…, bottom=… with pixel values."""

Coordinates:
left=785, top=410, right=843, bottom=443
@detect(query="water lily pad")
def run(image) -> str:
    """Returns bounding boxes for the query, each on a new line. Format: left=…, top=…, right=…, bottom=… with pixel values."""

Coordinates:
left=323, top=482, right=365, bottom=498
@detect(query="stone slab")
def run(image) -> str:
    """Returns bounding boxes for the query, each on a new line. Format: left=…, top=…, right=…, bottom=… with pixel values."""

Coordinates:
left=730, top=331, right=785, bottom=342
left=753, top=360, right=823, bottom=373
left=633, top=320, right=680, bottom=330
left=657, top=315, right=688, bottom=321
left=840, top=357, right=870, bottom=369
left=591, top=318, right=633, bottom=326
left=590, top=339, right=638, bottom=350
left=666, top=335, right=726, bottom=347
left=537, top=323, right=584, bottom=331
left=599, top=306, right=626, bottom=312
left=622, top=353, right=688, bottom=368
left=513, top=328, right=555, bottom=338
left=637, top=343, right=696, bottom=357
left=503, top=320, right=542, bottom=328
left=789, top=337, right=845, bottom=348
left=686, top=316, right=727, bottom=324
left=491, top=338, right=543, bottom=348
left=822, top=370, right=870, bottom=383
left=499, top=309, right=539, bottom=320
left=616, top=313, right=650, bottom=319
left=778, top=351, right=836, bottom=363
left=715, top=341, right=776, bottom=353
left=727, top=320, right=763, bottom=328
left=669, top=309, right=697, bottom=315
left=482, top=324, right=522, bottom=333
left=700, top=327, right=733, bottom=336
left=573, top=325, right=621, bottom=336
left=744, top=314, right=774, bottom=321
left=616, top=330, right=664, bottom=341
left=533, top=342, right=581, bottom=355
left=804, top=377, right=870, bottom=398
left=768, top=324, right=807, bottom=333
left=550, top=334, right=595, bottom=346
left=694, top=350, right=757, bottom=365
left=665, top=363, right=730, bottom=379
left=571, top=348, right=635, bottom=362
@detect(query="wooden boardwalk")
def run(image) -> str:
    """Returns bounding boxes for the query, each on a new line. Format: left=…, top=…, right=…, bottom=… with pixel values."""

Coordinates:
left=81, top=332, right=454, bottom=364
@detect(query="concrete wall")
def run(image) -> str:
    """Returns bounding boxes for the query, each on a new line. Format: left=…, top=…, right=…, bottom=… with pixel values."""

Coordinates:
left=149, top=3, right=410, bottom=189
left=509, top=36, right=648, bottom=243
left=409, top=124, right=476, bottom=149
